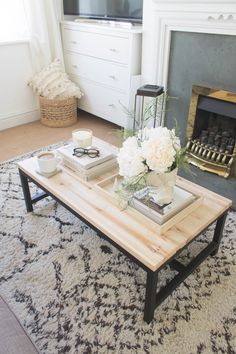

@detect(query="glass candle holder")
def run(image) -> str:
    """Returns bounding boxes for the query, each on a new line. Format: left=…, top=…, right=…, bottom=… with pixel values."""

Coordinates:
left=72, top=129, right=93, bottom=148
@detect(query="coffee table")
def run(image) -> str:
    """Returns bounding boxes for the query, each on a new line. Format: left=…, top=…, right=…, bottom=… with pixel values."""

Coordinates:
left=18, top=156, right=232, bottom=323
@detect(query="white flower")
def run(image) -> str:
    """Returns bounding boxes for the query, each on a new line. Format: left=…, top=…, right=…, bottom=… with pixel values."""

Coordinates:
left=140, top=127, right=180, bottom=173
left=143, top=126, right=171, bottom=140
left=116, top=126, right=185, bottom=204
left=117, top=136, right=146, bottom=178
left=117, top=127, right=182, bottom=177
left=122, top=136, right=139, bottom=150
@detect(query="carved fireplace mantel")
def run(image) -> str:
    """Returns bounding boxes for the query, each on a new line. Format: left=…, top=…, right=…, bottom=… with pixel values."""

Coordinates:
left=142, top=0, right=236, bottom=86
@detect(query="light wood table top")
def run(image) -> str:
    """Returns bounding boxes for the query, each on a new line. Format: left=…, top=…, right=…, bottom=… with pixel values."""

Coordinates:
left=18, top=157, right=232, bottom=272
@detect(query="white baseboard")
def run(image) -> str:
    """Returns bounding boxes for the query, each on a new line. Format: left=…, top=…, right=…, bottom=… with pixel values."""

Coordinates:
left=0, top=109, right=40, bottom=131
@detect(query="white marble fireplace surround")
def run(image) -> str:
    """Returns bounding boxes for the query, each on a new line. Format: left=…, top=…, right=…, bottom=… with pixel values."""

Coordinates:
left=142, top=0, right=236, bottom=87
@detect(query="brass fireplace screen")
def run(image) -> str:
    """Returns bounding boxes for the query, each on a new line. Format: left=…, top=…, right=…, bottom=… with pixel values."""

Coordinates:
left=186, top=86, right=236, bottom=178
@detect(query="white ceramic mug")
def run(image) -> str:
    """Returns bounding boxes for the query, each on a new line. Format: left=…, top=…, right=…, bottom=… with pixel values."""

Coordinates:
left=37, top=151, right=62, bottom=174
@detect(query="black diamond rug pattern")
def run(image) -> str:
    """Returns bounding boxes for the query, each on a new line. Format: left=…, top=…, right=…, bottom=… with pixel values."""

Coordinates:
left=0, top=149, right=236, bottom=354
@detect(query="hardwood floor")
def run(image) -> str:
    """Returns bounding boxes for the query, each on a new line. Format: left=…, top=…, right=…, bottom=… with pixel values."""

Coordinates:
left=0, top=111, right=121, bottom=162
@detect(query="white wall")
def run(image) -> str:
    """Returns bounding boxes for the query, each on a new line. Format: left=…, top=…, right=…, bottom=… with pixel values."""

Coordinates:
left=0, top=41, right=39, bottom=131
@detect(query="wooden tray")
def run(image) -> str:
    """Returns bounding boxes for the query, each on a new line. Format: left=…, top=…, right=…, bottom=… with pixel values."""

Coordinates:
left=95, top=174, right=204, bottom=234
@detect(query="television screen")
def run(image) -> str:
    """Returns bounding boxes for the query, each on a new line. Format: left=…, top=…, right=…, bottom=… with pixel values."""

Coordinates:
left=63, top=0, right=143, bottom=23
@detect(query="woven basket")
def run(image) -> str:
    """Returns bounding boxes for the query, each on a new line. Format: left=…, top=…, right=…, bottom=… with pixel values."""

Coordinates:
left=39, top=96, right=77, bottom=127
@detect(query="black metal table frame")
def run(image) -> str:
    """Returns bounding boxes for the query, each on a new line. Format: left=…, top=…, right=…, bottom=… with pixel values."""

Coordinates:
left=19, top=168, right=229, bottom=323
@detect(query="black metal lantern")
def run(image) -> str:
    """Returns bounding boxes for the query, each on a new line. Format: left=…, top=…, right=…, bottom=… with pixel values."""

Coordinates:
left=133, top=84, right=165, bottom=132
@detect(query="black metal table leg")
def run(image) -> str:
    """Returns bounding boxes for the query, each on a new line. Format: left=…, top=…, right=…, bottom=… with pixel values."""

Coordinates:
left=211, top=212, right=227, bottom=256
left=143, top=210, right=229, bottom=323
left=19, top=169, right=33, bottom=212
left=144, top=270, right=158, bottom=323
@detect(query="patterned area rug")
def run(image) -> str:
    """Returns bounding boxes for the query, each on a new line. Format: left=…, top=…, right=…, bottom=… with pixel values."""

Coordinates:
left=0, top=149, right=236, bottom=354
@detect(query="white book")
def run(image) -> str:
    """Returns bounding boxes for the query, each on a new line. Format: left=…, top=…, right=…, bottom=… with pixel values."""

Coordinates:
left=57, top=137, right=117, bottom=170
left=132, top=186, right=197, bottom=225
left=63, top=157, right=118, bottom=181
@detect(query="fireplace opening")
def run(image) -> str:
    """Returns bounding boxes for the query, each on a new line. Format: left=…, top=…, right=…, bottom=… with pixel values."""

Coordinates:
left=186, top=86, right=236, bottom=178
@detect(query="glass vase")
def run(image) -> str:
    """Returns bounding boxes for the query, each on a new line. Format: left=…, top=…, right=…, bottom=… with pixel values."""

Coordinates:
left=146, top=168, right=178, bottom=206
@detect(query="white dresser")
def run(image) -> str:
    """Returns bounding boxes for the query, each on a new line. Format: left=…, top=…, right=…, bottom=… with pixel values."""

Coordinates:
left=61, top=21, right=142, bottom=128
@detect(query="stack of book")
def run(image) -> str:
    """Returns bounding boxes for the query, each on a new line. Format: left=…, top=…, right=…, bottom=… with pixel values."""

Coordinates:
left=132, top=186, right=197, bottom=225
left=57, top=137, right=118, bottom=180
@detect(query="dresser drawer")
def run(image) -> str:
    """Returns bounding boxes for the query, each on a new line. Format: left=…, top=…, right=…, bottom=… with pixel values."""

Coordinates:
left=65, top=52, right=128, bottom=91
left=63, top=29, right=129, bottom=64
left=72, top=76, right=128, bottom=127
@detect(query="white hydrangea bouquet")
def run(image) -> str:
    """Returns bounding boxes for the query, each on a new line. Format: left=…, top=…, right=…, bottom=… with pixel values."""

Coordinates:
left=116, top=126, right=187, bottom=206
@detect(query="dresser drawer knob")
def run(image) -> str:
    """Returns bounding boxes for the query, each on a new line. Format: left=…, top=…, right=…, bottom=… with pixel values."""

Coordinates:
left=109, top=48, right=117, bottom=52
left=72, top=64, right=78, bottom=69
left=109, top=75, right=116, bottom=80
left=108, top=103, right=115, bottom=108
left=71, top=40, right=77, bottom=44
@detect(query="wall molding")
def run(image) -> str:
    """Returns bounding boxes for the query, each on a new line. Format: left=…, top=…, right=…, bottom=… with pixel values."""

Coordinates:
left=207, top=14, right=235, bottom=20
left=142, top=0, right=236, bottom=86
left=0, top=109, right=40, bottom=131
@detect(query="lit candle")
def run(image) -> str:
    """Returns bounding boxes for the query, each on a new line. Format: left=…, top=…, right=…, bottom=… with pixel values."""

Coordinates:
left=72, top=129, right=93, bottom=148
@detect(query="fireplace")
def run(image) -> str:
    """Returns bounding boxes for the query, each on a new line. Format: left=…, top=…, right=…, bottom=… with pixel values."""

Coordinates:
left=141, top=0, right=236, bottom=207
left=186, top=86, right=236, bottom=178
